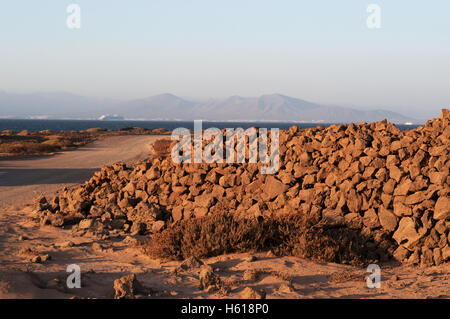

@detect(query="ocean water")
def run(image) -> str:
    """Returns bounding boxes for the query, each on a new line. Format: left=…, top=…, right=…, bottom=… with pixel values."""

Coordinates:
left=0, top=119, right=419, bottom=133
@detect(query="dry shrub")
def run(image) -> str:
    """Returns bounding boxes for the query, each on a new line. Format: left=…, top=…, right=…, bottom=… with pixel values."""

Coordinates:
left=0, top=142, right=55, bottom=154
left=289, top=224, right=369, bottom=265
left=41, top=138, right=73, bottom=148
left=142, top=213, right=370, bottom=266
left=84, top=127, right=105, bottom=133
left=0, top=127, right=157, bottom=156
left=328, top=271, right=362, bottom=284
left=0, top=133, right=95, bottom=155
left=152, top=139, right=172, bottom=157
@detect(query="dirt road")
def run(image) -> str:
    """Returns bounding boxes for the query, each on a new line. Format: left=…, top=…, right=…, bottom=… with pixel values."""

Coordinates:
left=0, top=135, right=162, bottom=210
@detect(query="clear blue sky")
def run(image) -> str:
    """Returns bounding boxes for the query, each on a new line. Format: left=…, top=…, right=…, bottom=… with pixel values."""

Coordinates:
left=0, top=0, right=449, bottom=118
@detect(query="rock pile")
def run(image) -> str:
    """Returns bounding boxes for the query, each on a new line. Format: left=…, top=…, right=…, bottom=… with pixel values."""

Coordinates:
left=35, top=110, right=449, bottom=266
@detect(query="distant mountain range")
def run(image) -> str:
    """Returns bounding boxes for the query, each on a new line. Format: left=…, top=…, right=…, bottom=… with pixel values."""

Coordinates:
left=0, top=91, right=419, bottom=124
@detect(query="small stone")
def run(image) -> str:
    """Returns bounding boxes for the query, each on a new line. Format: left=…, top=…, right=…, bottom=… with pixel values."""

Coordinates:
left=389, top=166, right=403, bottom=183
left=245, top=255, right=257, bottom=262
left=407, top=249, right=420, bottom=265
left=59, top=241, right=74, bottom=248
left=393, top=201, right=412, bottom=217
left=243, top=269, right=259, bottom=281
left=130, top=222, right=146, bottom=236
left=31, top=256, right=41, bottom=263
left=92, top=242, right=104, bottom=252
left=405, top=191, right=426, bottom=205
left=41, top=254, right=52, bottom=262
left=433, top=248, right=443, bottom=265
left=113, top=274, right=146, bottom=299
left=393, top=217, right=421, bottom=249
left=79, top=219, right=94, bottom=229
left=123, top=236, right=138, bottom=245
left=363, top=208, right=380, bottom=229
left=393, top=179, right=412, bottom=196
left=241, top=287, right=266, bottom=299
left=199, top=265, right=220, bottom=291
left=151, top=221, right=165, bottom=233
left=378, top=206, right=398, bottom=232
left=442, top=245, right=450, bottom=261
left=278, top=283, right=294, bottom=293
left=434, top=196, right=449, bottom=220
left=393, top=246, right=410, bottom=261
left=261, top=176, right=287, bottom=201
left=179, top=256, right=204, bottom=271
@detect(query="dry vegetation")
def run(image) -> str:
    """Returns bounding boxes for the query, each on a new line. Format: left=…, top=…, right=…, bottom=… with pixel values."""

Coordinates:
left=152, top=139, right=173, bottom=158
left=0, top=141, right=56, bottom=154
left=0, top=127, right=170, bottom=156
left=0, top=130, right=96, bottom=156
left=142, top=212, right=370, bottom=266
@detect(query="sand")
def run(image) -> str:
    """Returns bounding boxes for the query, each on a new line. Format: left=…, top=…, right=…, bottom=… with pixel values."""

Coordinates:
left=0, top=136, right=448, bottom=299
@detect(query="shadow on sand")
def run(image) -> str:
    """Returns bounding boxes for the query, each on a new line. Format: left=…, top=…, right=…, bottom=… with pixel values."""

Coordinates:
left=0, top=168, right=98, bottom=186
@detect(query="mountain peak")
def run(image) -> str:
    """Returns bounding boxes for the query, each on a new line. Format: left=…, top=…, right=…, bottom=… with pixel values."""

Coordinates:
left=261, top=93, right=287, bottom=98
left=143, top=93, right=185, bottom=101
left=157, top=93, right=180, bottom=98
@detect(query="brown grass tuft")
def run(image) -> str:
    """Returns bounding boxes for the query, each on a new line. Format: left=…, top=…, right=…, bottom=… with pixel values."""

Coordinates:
left=152, top=139, right=172, bottom=157
left=142, top=213, right=370, bottom=266
left=0, top=142, right=56, bottom=154
left=328, top=271, right=362, bottom=283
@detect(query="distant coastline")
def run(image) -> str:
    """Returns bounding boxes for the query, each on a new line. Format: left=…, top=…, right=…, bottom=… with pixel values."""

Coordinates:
left=0, top=118, right=420, bottom=133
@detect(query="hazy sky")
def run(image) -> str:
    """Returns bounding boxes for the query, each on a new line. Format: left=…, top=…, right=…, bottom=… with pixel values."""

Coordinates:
left=1, top=0, right=449, bottom=118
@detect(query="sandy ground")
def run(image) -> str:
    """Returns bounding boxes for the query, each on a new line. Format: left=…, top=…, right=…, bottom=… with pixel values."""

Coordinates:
left=0, top=136, right=448, bottom=299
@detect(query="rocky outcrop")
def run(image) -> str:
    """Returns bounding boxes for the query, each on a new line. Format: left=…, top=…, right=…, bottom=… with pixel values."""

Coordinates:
left=34, top=110, right=449, bottom=266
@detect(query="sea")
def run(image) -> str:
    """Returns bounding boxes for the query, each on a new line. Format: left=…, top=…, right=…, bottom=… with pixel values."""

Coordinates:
left=0, top=119, right=419, bottom=133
